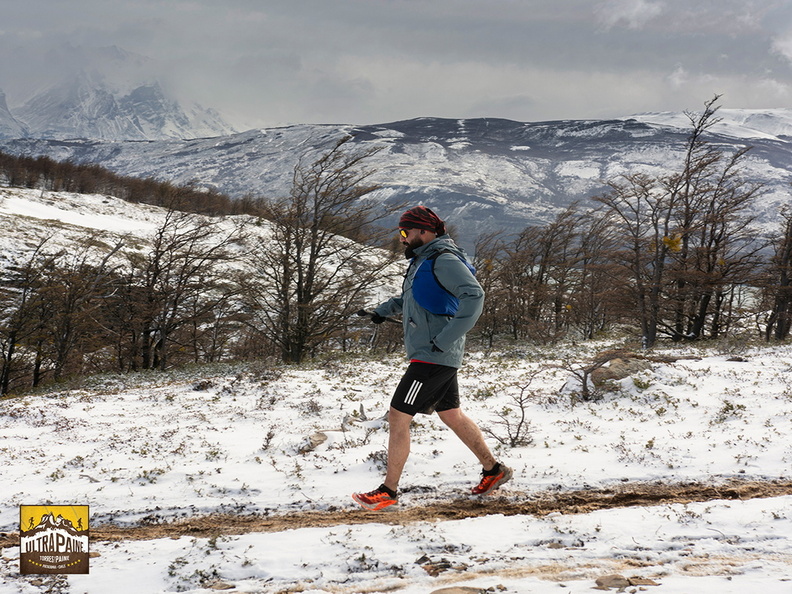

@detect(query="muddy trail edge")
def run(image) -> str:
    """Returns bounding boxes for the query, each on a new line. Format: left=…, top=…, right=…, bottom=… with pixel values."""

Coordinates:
left=3, top=478, right=792, bottom=549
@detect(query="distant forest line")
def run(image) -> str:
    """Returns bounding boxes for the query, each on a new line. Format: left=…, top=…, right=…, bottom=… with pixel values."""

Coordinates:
left=0, top=150, right=266, bottom=217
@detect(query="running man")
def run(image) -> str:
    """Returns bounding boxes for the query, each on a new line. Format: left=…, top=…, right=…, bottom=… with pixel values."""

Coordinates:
left=354, top=206, right=512, bottom=510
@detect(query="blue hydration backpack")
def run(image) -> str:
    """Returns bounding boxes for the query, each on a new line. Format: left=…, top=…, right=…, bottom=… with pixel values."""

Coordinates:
left=412, top=251, right=476, bottom=316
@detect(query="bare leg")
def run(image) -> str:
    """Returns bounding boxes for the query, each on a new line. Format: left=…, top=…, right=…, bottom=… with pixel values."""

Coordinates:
left=437, top=407, right=497, bottom=470
left=384, top=407, right=413, bottom=491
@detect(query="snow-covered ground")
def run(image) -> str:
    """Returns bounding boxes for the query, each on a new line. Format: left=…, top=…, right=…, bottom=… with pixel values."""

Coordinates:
left=1, top=185, right=791, bottom=592
left=1, top=341, right=792, bottom=593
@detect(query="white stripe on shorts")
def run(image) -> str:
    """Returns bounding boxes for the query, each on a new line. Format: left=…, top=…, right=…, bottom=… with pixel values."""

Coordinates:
left=404, top=380, right=423, bottom=406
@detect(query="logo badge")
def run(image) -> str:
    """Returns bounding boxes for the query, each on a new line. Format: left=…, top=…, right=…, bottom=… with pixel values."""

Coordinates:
left=19, top=505, right=89, bottom=574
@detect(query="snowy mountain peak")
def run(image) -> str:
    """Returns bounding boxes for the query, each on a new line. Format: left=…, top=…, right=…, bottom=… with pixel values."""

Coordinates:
left=2, top=44, right=238, bottom=141
left=7, top=73, right=237, bottom=141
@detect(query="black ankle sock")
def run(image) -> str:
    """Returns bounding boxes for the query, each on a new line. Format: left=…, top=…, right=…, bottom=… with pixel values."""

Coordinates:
left=380, top=484, right=397, bottom=497
left=483, top=462, right=501, bottom=476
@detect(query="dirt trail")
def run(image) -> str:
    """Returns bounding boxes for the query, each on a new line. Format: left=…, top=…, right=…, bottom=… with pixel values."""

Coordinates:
left=3, top=478, right=792, bottom=549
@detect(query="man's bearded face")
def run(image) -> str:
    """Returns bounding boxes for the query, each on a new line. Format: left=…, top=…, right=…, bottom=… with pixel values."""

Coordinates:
left=402, top=230, right=425, bottom=259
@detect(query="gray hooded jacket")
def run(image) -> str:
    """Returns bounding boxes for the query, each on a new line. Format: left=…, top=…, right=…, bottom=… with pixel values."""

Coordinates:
left=374, top=236, right=484, bottom=368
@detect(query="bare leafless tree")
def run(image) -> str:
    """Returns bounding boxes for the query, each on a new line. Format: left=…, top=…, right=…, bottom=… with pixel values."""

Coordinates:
left=31, top=238, right=124, bottom=382
left=472, top=231, right=507, bottom=347
left=241, top=135, right=401, bottom=363
left=764, top=206, right=792, bottom=340
left=106, top=207, right=244, bottom=371
left=595, top=96, right=763, bottom=347
left=0, top=240, right=55, bottom=394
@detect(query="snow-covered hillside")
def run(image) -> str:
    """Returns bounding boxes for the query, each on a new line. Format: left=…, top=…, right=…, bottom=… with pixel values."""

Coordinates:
left=0, top=187, right=166, bottom=239
left=0, top=185, right=400, bottom=327
left=626, top=108, right=792, bottom=141
left=0, top=187, right=230, bottom=282
left=2, top=110, right=790, bottom=251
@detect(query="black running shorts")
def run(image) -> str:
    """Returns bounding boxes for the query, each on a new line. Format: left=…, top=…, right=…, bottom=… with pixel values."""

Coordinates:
left=390, top=362, right=460, bottom=416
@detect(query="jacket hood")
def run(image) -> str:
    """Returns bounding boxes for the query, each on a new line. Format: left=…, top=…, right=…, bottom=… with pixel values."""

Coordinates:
left=414, top=235, right=466, bottom=260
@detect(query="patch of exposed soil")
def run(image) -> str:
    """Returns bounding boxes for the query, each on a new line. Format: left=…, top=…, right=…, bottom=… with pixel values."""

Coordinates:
left=3, top=478, right=791, bottom=549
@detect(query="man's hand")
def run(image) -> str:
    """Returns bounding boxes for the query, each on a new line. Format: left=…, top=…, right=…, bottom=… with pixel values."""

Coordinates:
left=357, top=309, right=387, bottom=324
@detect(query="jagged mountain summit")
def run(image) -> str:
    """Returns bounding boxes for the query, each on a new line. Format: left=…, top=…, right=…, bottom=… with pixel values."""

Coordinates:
left=4, top=72, right=236, bottom=141
left=1, top=110, right=791, bottom=249
left=0, top=45, right=237, bottom=141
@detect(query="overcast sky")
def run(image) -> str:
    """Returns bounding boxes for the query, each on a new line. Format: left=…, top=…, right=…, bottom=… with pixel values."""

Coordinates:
left=2, top=0, right=792, bottom=129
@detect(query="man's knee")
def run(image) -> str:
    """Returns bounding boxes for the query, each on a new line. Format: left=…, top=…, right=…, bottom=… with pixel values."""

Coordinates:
left=389, top=406, right=413, bottom=429
left=437, top=407, right=463, bottom=427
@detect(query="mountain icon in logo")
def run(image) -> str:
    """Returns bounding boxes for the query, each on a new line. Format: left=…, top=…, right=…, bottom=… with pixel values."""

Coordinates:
left=25, top=512, right=85, bottom=534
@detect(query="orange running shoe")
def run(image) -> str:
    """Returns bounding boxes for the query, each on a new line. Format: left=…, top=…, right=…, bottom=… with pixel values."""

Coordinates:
left=352, top=484, right=398, bottom=511
left=472, top=463, right=513, bottom=495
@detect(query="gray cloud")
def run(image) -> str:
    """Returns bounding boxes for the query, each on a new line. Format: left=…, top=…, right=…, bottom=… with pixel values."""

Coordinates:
left=2, top=0, right=792, bottom=128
